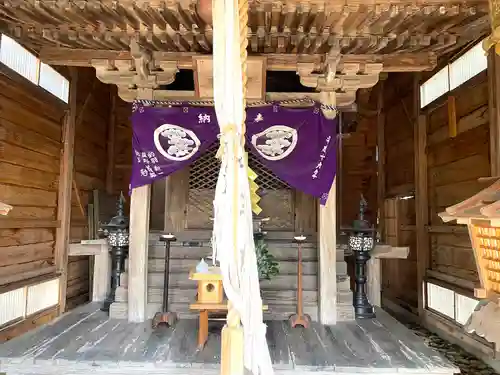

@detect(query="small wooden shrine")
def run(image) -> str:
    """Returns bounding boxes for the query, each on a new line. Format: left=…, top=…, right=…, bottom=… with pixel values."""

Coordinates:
left=440, top=178, right=500, bottom=350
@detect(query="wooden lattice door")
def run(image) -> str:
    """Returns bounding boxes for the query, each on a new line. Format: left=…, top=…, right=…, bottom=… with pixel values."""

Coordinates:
left=186, top=143, right=295, bottom=230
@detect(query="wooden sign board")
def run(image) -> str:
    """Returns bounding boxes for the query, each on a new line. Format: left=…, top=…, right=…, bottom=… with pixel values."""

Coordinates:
left=194, top=56, right=266, bottom=100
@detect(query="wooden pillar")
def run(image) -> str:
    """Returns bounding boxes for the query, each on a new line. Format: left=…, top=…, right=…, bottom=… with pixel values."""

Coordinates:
left=489, top=51, right=500, bottom=176
left=128, top=87, right=153, bottom=323
left=317, top=90, right=338, bottom=325
left=376, top=81, right=386, bottom=240
left=55, top=68, right=78, bottom=315
left=414, top=74, right=429, bottom=318
left=318, top=180, right=336, bottom=324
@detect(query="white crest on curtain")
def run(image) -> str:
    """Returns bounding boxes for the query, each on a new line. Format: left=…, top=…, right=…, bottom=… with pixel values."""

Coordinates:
left=251, top=125, right=298, bottom=161
left=153, top=124, right=201, bottom=161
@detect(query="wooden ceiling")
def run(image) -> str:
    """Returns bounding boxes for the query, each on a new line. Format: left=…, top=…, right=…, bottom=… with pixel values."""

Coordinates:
left=0, top=0, right=489, bottom=61
left=0, top=0, right=490, bottom=104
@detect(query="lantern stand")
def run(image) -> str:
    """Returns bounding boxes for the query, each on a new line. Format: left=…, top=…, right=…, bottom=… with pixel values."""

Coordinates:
left=289, top=235, right=311, bottom=328
left=100, top=192, right=129, bottom=313
left=152, top=233, right=178, bottom=328
left=344, top=195, right=376, bottom=319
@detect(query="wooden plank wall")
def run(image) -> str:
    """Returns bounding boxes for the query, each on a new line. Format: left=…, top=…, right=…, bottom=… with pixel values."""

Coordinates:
left=379, top=73, right=419, bottom=313
left=112, top=98, right=133, bottom=196
left=340, top=112, right=378, bottom=226
left=66, top=68, right=111, bottom=311
left=0, top=65, right=65, bottom=288
left=427, top=73, right=488, bottom=288
left=0, top=64, right=112, bottom=313
left=380, top=70, right=489, bottom=314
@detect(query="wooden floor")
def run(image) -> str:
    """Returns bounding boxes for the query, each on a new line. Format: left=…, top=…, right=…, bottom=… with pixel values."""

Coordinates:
left=0, top=303, right=458, bottom=375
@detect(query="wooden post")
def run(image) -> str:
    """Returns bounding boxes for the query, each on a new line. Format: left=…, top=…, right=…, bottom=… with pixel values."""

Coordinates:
left=489, top=51, right=500, bottom=176
left=128, top=87, right=153, bottom=322
left=367, top=245, right=409, bottom=307
left=415, top=107, right=429, bottom=318
left=318, top=180, right=337, bottom=324
left=106, top=86, right=117, bottom=194
left=317, top=90, right=338, bottom=325
left=55, top=68, right=78, bottom=315
left=377, top=81, right=386, bottom=240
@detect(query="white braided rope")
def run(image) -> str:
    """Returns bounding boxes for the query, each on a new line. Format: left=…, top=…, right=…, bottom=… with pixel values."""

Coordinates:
left=211, top=0, right=273, bottom=372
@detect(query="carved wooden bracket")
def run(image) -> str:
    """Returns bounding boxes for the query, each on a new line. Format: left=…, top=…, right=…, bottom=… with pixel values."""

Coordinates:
left=92, top=59, right=179, bottom=90
left=92, top=41, right=179, bottom=93
left=297, top=54, right=383, bottom=106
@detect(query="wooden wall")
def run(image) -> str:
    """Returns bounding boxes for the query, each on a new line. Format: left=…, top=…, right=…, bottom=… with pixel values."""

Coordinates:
left=0, top=65, right=64, bottom=290
left=380, top=70, right=489, bottom=314
left=0, top=64, right=112, bottom=319
left=378, top=73, right=419, bottom=313
left=339, top=110, right=378, bottom=227
left=66, top=68, right=111, bottom=311
left=112, top=98, right=133, bottom=197
left=426, top=73, right=488, bottom=289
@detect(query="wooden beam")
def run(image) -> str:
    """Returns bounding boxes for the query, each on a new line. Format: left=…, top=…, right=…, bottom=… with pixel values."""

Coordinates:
left=18, top=0, right=491, bottom=7
left=106, top=87, right=117, bottom=194
left=489, top=51, right=500, bottom=176
left=116, top=89, right=358, bottom=110
left=0, top=305, right=59, bottom=343
left=54, top=68, right=78, bottom=315
left=414, top=78, right=430, bottom=318
left=39, top=48, right=437, bottom=72
left=0, top=219, right=59, bottom=229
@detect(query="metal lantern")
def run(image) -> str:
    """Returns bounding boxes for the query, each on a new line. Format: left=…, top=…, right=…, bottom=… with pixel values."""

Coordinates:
left=100, top=192, right=129, bottom=312
left=346, top=195, right=376, bottom=319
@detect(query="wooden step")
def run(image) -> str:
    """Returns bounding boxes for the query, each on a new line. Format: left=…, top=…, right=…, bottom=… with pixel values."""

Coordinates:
left=336, top=303, right=355, bottom=321
left=121, top=271, right=319, bottom=291
left=109, top=300, right=319, bottom=321
left=148, top=243, right=323, bottom=262
left=116, top=285, right=351, bottom=303
left=147, top=258, right=321, bottom=275
left=118, top=273, right=349, bottom=295
left=116, top=286, right=319, bottom=305
left=146, top=258, right=348, bottom=276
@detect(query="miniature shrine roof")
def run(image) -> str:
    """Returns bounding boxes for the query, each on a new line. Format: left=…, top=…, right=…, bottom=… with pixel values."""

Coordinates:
left=440, top=179, right=500, bottom=224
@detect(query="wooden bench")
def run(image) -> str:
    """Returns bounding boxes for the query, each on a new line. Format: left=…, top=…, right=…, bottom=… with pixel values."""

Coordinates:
left=189, top=302, right=268, bottom=349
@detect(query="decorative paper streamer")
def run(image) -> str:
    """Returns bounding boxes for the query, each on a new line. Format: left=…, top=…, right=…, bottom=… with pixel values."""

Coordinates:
left=245, top=152, right=262, bottom=215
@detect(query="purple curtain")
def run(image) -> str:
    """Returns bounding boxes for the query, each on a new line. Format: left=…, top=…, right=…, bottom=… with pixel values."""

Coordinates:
left=130, top=102, right=338, bottom=204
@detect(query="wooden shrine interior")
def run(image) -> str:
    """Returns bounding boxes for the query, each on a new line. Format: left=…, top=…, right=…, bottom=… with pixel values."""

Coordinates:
left=1, top=0, right=500, bottom=373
